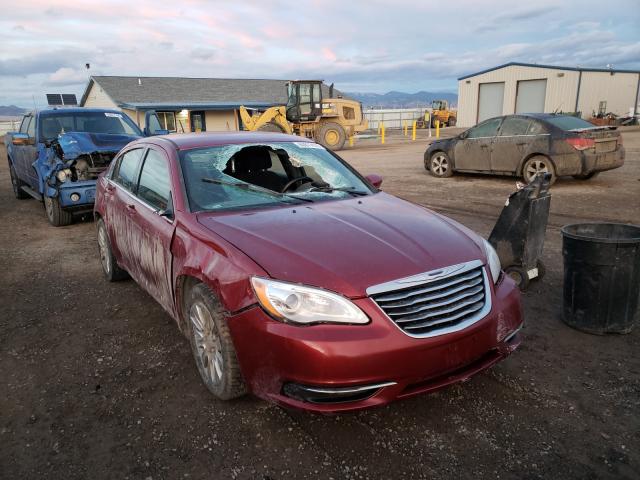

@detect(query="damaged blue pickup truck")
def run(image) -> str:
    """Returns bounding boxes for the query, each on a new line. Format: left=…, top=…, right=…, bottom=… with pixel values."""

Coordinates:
left=6, top=108, right=144, bottom=226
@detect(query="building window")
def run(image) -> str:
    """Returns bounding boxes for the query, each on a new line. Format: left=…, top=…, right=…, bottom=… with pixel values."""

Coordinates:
left=157, top=111, right=176, bottom=132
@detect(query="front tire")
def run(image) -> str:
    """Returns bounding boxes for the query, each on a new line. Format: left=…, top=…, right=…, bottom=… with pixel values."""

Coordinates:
left=44, top=195, right=73, bottom=226
left=428, top=152, right=454, bottom=178
left=186, top=283, right=246, bottom=400
left=447, top=117, right=457, bottom=127
left=522, top=156, right=556, bottom=185
left=97, top=218, right=129, bottom=281
left=317, top=122, right=346, bottom=150
left=8, top=162, right=30, bottom=199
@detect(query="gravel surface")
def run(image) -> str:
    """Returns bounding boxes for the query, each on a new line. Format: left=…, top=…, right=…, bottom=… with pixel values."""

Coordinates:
left=1, top=129, right=639, bottom=479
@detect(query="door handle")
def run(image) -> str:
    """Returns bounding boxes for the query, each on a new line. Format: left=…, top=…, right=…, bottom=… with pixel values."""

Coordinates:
left=106, top=184, right=115, bottom=192
left=516, top=142, right=527, bottom=146
left=126, top=204, right=136, bottom=212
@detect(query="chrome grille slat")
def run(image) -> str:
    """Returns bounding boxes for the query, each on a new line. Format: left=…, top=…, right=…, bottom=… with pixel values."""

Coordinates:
left=372, top=269, right=482, bottom=303
left=380, top=277, right=483, bottom=309
left=368, top=260, right=491, bottom=338
left=402, top=301, right=485, bottom=329
left=392, top=292, right=485, bottom=322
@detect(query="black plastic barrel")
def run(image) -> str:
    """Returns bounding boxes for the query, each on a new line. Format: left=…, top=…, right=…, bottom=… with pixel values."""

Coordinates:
left=561, top=223, right=640, bottom=334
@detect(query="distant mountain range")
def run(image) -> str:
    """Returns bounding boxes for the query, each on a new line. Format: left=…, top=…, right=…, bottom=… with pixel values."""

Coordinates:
left=0, top=105, right=27, bottom=117
left=346, top=91, right=458, bottom=109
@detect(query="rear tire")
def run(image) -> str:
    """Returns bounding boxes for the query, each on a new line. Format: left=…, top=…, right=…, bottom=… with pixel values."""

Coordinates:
left=8, top=162, right=30, bottom=199
left=447, top=117, right=457, bottom=127
left=186, top=283, right=246, bottom=401
left=96, top=218, right=129, bottom=282
left=44, top=195, right=73, bottom=227
left=428, top=152, right=454, bottom=178
left=572, top=172, right=599, bottom=180
left=522, top=156, right=556, bottom=185
left=317, top=122, right=346, bottom=150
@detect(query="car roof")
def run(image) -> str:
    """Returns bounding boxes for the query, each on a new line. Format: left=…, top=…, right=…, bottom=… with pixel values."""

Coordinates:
left=147, top=131, right=314, bottom=151
left=38, top=107, right=125, bottom=115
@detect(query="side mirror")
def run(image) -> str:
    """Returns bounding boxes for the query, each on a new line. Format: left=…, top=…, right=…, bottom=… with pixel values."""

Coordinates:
left=12, top=133, right=31, bottom=146
left=365, top=174, right=383, bottom=189
left=144, top=110, right=170, bottom=136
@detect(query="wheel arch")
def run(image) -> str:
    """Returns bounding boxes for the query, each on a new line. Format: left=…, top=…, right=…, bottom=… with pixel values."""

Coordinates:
left=174, top=273, right=225, bottom=336
left=427, top=149, right=454, bottom=170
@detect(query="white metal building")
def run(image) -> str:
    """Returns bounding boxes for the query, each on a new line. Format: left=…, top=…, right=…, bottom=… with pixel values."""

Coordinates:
left=457, top=62, right=640, bottom=127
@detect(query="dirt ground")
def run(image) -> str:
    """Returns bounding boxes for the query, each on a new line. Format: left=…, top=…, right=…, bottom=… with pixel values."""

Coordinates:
left=1, top=128, right=639, bottom=479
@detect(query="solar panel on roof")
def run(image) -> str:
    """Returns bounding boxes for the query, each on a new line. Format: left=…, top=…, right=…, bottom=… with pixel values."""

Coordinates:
left=61, top=94, right=77, bottom=105
left=46, top=94, right=63, bottom=105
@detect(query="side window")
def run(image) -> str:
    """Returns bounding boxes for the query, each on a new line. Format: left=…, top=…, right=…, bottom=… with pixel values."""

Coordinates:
left=137, top=149, right=171, bottom=211
left=19, top=116, right=31, bottom=133
left=499, top=117, right=531, bottom=136
left=27, top=116, right=36, bottom=138
left=467, top=118, right=502, bottom=138
left=113, top=148, right=144, bottom=191
left=526, top=121, right=547, bottom=135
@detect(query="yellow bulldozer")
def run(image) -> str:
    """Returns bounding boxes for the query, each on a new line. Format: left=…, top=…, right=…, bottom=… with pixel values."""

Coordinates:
left=430, top=99, right=457, bottom=127
left=239, top=80, right=368, bottom=150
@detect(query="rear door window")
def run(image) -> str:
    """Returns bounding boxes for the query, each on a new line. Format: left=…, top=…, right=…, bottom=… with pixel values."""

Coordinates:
left=113, top=148, right=144, bottom=191
left=137, top=149, right=171, bottom=211
left=526, top=120, right=547, bottom=135
left=467, top=118, right=502, bottom=138
left=499, top=117, right=531, bottom=136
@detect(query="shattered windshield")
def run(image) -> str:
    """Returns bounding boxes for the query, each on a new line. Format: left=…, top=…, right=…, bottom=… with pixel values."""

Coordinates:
left=39, top=111, right=142, bottom=142
left=180, top=141, right=373, bottom=212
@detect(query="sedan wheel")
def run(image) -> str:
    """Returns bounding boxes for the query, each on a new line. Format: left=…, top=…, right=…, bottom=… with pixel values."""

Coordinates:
left=96, top=218, right=129, bottom=281
left=429, top=152, right=453, bottom=178
left=186, top=284, right=246, bottom=400
left=522, top=156, right=556, bottom=185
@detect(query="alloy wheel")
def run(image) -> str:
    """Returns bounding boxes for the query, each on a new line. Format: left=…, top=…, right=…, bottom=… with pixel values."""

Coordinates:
left=432, top=154, right=449, bottom=176
left=190, top=302, right=224, bottom=386
left=525, top=159, right=549, bottom=182
left=97, top=224, right=111, bottom=276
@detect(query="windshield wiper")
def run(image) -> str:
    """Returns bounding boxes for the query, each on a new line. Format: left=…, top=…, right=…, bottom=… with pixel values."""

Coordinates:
left=309, top=185, right=369, bottom=196
left=201, top=178, right=313, bottom=203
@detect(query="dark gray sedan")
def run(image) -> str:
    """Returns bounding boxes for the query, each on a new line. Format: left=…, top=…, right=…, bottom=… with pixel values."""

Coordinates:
left=424, top=114, right=625, bottom=184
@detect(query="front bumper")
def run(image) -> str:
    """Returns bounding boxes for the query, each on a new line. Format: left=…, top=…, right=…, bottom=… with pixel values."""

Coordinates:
left=227, top=273, right=523, bottom=413
left=56, top=181, right=97, bottom=210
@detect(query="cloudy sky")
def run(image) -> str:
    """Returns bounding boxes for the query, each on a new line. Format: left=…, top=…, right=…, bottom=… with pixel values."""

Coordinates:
left=2, top=0, right=639, bottom=107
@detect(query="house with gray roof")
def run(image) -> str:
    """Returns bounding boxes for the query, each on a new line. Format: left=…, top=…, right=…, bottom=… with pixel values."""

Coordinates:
left=80, top=76, right=337, bottom=132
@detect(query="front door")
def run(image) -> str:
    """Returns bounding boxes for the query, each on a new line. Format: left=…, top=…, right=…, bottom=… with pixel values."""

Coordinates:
left=190, top=111, right=206, bottom=132
left=453, top=117, right=502, bottom=171
left=124, top=146, right=176, bottom=314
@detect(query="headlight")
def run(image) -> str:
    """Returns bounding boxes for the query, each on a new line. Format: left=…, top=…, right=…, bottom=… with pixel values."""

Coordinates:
left=483, top=239, right=501, bottom=283
left=251, top=277, right=369, bottom=325
left=56, top=169, right=71, bottom=182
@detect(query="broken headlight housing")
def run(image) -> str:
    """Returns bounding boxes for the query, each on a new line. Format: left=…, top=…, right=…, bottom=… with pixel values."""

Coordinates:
left=483, top=239, right=501, bottom=283
left=251, top=277, right=368, bottom=325
left=56, top=168, right=72, bottom=183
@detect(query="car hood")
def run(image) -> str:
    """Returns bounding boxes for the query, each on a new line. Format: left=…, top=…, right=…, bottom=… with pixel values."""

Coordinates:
left=55, top=131, right=140, bottom=160
left=196, top=193, right=486, bottom=298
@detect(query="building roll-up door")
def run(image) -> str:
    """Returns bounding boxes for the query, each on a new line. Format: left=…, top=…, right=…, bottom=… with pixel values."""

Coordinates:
left=515, top=79, right=547, bottom=114
left=478, top=82, right=505, bottom=123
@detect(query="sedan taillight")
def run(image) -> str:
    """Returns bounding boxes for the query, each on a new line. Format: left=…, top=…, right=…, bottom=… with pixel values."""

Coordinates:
left=566, top=137, right=595, bottom=151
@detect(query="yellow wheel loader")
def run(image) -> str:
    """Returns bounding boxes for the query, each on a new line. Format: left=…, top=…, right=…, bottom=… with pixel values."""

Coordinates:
left=430, top=99, right=457, bottom=127
left=239, top=80, right=368, bottom=150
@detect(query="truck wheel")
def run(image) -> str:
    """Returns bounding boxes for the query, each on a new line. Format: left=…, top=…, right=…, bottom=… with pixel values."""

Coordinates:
left=522, top=156, right=556, bottom=185
left=9, top=162, right=30, bottom=199
left=97, top=218, right=129, bottom=281
left=44, top=195, right=73, bottom=227
left=428, top=152, right=454, bottom=178
left=186, top=283, right=246, bottom=400
left=448, top=117, right=457, bottom=127
left=317, top=122, right=346, bottom=150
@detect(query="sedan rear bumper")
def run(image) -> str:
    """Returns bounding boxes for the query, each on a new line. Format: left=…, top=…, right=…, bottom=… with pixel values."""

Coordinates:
left=227, top=275, right=523, bottom=413
left=582, top=146, right=625, bottom=174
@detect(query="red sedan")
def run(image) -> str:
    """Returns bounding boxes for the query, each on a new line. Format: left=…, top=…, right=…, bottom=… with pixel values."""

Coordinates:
left=94, top=131, right=523, bottom=413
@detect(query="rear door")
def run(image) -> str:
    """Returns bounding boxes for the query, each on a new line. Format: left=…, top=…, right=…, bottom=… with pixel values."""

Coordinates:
left=23, top=114, right=39, bottom=189
left=12, top=116, right=31, bottom=181
left=124, top=146, right=176, bottom=314
left=490, top=116, right=534, bottom=173
left=454, top=117, right=502, bottom=171
left=107, top=147, right=146, bottom=273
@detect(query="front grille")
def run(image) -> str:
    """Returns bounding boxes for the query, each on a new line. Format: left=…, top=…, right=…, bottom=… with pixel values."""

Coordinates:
left=367, top=260, right=490, bottom=338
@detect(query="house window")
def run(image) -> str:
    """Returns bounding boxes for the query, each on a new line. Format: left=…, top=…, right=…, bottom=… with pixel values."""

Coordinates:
left=157, top=111, right=176, bottom=132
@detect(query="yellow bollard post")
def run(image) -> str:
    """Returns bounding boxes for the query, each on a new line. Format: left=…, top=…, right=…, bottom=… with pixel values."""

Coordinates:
left=412, top=120, right=417, bottom=141
left=381, top=122, right=385, bottom=144
left=349, top=136, right=354, bottom=147
left=435, top=120, right=440, bottom=138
